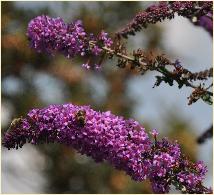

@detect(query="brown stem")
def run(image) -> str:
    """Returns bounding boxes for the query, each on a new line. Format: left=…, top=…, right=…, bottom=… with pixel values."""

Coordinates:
left=89, top=41, right=213, bottom=98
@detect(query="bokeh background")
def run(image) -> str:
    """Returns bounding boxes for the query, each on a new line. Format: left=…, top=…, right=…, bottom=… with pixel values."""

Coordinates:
left=1, top=1, right=213, bottom=193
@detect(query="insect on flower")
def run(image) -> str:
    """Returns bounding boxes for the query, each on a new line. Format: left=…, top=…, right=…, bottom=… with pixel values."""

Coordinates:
left=74, top=109, right=86, bottom=127
left=9, top=117, right=23, bottom=130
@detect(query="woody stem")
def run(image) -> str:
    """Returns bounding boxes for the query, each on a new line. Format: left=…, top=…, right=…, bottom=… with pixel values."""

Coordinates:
left=89, top=41, right=213, bottom=97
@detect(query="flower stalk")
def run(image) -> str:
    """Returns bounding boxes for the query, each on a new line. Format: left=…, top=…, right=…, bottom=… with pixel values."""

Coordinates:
left=89, top=41, right=213, bottom=105
left=117, top=1, right=213, bottom=39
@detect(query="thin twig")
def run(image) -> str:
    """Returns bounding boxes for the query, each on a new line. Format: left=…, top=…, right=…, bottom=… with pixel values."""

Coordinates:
left=89, top=41, right=213, bottom=97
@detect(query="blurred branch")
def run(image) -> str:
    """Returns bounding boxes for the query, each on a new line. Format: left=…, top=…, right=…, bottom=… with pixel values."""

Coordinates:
left=197, top=125, right=213, bottom=144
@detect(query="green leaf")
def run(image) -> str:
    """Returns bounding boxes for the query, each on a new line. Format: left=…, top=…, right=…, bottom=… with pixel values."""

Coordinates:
left=201, top=93, right=213, bottom=105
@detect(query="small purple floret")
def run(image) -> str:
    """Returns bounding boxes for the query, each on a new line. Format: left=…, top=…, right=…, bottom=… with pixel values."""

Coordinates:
left=150, top=129, right=159, bottom=137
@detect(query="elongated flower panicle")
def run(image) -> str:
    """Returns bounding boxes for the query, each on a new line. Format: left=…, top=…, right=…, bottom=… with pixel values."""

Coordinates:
left=117, top=1, right=213, bottom=38
left=27, top=16, right=86, bottom=57
left=3, top=104, right=152, bottom=181
left=27, top=15, right=113, bottom=69
left=2, top=103, right=212, bottom=193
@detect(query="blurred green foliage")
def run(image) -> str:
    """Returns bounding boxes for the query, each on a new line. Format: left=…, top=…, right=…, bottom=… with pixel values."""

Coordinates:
left=2, top=1, right=198, bottom=193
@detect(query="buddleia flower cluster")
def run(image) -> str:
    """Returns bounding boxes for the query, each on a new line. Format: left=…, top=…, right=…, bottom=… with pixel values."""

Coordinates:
left=27, top=15, right=113, bottom=70
left=2, top=104, right=212, bottom=194
left=117, top=1, right=213, bottom=38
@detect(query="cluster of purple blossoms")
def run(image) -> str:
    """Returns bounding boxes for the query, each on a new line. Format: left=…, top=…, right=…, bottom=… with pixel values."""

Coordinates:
left=2, top=103, right=212, bottom=193
left=27, top=15, right=113, bottom=70
left=27, top=16, right=86, bottom=57
left=117, top=1, right=213, bottom=38
left=197, top=11, right=213, bottom=36
left=142, top=138, right=180, bottom=193
left=178, top=159, right=210, bottom=192
left=82, top=31, right=113, bottom=70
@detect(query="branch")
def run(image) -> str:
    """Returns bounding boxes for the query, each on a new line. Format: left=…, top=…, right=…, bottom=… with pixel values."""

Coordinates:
left=197, top=125, right=213, bottom=144
left=89, top=41, right=213, bottom=105
left=116, top=1, right=213, bottom=39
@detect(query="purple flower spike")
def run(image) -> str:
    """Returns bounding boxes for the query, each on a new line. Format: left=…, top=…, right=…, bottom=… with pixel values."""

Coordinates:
left=3, top=103, right=151, bottom=181
left=2, top=103, right=212, bottom=193
left=118, top=1, right=213, bottom=38
left=27, top=15, right=113, bottom=70
left=27, top=15, right=87, bottom=57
